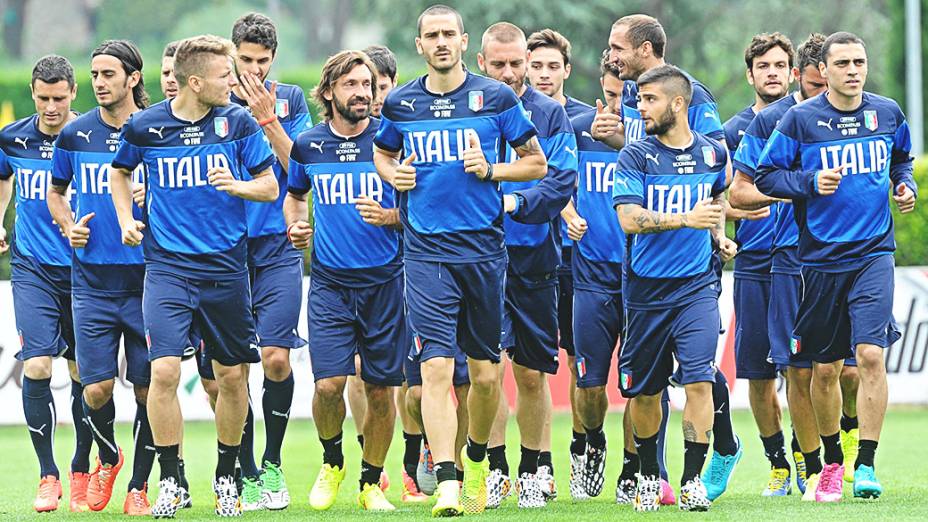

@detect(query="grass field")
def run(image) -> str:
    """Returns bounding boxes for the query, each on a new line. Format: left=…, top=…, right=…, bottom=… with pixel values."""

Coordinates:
left=1, top=407, right=926, bottom=520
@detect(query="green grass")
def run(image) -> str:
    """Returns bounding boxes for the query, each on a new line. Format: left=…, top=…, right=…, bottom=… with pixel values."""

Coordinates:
left=1, top=408, right=926, bottom=520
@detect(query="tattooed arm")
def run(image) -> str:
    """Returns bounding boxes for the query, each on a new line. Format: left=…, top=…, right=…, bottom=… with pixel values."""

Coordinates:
left=616, top=197, right=723, bottom=235
left=489, top=136, right=548, bottom=181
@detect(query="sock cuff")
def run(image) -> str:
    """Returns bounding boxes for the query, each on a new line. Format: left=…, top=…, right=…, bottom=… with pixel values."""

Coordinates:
left=264, top=372, right=295, bottom=389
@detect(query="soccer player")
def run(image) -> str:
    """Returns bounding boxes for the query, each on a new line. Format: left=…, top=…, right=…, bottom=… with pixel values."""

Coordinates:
left=228, top=12, right=312, bottom=510
left=0, top=55, right=94, bottom=513
left=373, top=4, right=547, bottom=516
left=598, top=14, right=740, bottom=505
left=110, top=35, right=278, bottom=518
left=477, top=22, right=577, bottom=509
left=722, top=32, right=795, bottom=496
left=613, top=64, right=737, bottom=512
left=755, top=31, right=915, bottom=502
left=160, top=41, right=180, bottom=101
left=559, top=53, right=626, bottom=502
left=285, top=49, right=403, bottom=513
left=525, top=29, right=591, bottom=498
left=46, top=39, right=155, bottom=515
left=729, top=33, right=829, bottom=501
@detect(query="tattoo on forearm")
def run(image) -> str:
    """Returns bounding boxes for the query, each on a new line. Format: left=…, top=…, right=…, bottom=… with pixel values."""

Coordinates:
left=683, top=421, right=697, bottom=442
left=515, top=137, right=542, bottom=156
left=632, top=208, right=678, bottom=233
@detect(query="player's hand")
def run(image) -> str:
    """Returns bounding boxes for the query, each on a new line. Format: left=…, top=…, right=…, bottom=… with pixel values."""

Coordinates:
left=463, top=135, right=489, bottom=179
left=894, top=183, right=916, bottom=213
left=121, top=219, right=145, bottom=247
left=503, top=194, right=517, bottom=213
left=0, top=225, right=8, bottom=254
left=238, top=73, right=277, bottom=122
left=567, top=216, right=588, bottom=241
left=684, top=199, right=724, bottom=230
left=393, top=153, right=417, bottom=192
left=132, top=184, right=146, bottom=208
left=68, top=212, right=94, bottom=248
left=208, top=166, right=241, bottom=196
left=591, top=99, right=623, bottom=141
left=355, top=196, right=391, bottom=226
left=287, top=220, right=313, bottom=249
left=816, top=165, right=844, bottom=195
left=717, top=236, right=739, bottom=263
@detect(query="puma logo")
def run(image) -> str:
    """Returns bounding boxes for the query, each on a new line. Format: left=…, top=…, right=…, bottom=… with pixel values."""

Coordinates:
left=14, top=137, right=28, bottom=149
left=148, top=127, right=165, bottom=139
left=817, top=119, right=833, bottom=131
left=400, top=99, right=416, bottom=111
left=564, top=146, right=577, bottom=157
left=581, top=131, right=594, bottom=140
left=645, top=153, right=660, bottom=166
left=76, top=130, right=92, bottom=143
left=309, top=141, right=324, bottom=154
left=27, top=423, right=47, bottom=437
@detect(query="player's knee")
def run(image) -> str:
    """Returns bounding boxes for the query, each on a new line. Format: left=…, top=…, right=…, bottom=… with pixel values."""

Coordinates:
left=514, top=369, right=544, bottom=396
left=201, top=378, right=219, bottom=402
left=406, top=385, right=422, bottom=407
left=364, top=384, right=392, bottom=414
left=67, top=360, right=81, bottom=382
left=23, top=357, right=53, bottom=380
left=468, top=368, right=498, bottom=393
left=133, top=384, right=148, bottom=405
left=854, top=346, right=884, bottom=374
left=812, top=362, right=841, bottom=383
left=315, top=377, right=345, bottom=402
left=261, top=347, right=291, bottom=380
left=576, top=385, right=605, bottom=404
left=83, top=381, right=114, bottom=409
left=150, top=361, right=181, bottom=390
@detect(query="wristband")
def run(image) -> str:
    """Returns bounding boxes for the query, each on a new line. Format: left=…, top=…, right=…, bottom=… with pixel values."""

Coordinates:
left=259, top=115, right=278, bottom=127
left=510, top=193, right=523, bottom=215
left=286, top=222, right=298, bottom=242
left=482, top=161, right=494, bottom=181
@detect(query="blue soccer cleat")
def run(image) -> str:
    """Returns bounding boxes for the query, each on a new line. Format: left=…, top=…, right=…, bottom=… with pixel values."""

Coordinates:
left=792, top=451, right=807, bottom=494
left=852, top=465, right=882, bottom=499
left=701, top=436, right=743, bottom=501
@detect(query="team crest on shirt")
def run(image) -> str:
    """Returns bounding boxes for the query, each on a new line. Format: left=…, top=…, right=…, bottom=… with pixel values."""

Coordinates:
left=214, top=117, right=229, bottom=138
left=275, top=99, right=290, bottom=118
left=701, top=145, right=717, bottom=167
left=620, top=370, right=632, bottom=390
left=468, top=90, right=484, bottom=112
left=864, top=110, right=878, bottom=131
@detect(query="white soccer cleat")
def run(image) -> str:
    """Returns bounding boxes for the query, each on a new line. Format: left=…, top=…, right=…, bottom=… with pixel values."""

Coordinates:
left=634, top=474, right=661, bottom=513
left=516, top=473, right=546, bottom=509
left=569, top=452, right=588, bottom=500
left=213, top=475, right=243, bottom=517
left=485, top=468, right=511, bottom=509
left=679, top=476, right=712, bottom=512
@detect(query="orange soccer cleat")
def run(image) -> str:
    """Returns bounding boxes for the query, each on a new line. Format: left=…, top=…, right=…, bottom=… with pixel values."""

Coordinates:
left=87, top=448, right=125, bottom=511
left=34, top=475, right=62, bottom=512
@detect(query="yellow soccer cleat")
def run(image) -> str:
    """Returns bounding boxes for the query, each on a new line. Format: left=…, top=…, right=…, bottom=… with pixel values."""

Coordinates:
left=841, top=428, right=859, bottom=482
left=309, top=464, right=345, bottom=511
left=431, top=480, right=462, bottom=517
left=460, top=446, right=489, bottom=514
left=358, top=482, right=395, bottom=511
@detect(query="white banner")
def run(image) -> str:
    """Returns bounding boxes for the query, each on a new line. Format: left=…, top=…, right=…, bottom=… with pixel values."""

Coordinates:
left=1, top=268, right=927, bottom=425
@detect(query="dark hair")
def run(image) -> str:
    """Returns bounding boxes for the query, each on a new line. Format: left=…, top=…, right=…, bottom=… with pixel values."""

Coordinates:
left=31, top=55, right=75, bottom=89
left=363, top=45, right=397, bottom=81
left=311, top=50, right=378, bottom=121
left=744, top=32, right=794, bottom=69
left=613, top=14, right=666, bottom=58
left=163, top=40, right=181, bottom=58
left=796, top=33, right=826, bottom=71
left=637, top=64, right=692, bottom=105
left=417, top=4, right=463, bottom=36
left=92, top=40, right=149, bottom=109
left=527, top=29, right=571, bottom=66
left=821, top=31, right=865, bottom=63
left=231, top=12, right=278, bottom=54
left=600, top=49, right=620, bottom=79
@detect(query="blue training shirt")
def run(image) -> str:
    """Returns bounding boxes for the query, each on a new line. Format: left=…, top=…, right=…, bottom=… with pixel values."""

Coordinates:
left=231, top=81, right=312, bottom=267
left=51, top=108, right=145, bottom=295
left=622, top=71, right=724, bottom=145
left=111, top=99, right=275, bottom=279
left=755, top=91, right=916, bottom=269
left=733, top=93, right=802, bottom=275
left=612, top=133, right=728, bottom=309
left=571, top=108, right=624, bottom=293
left=502, top=85, right=577, bottom=276
left=374, top=71, right=537, bottom=263
left=724, top=104, right=776, bottom=280
left=289, top=118, right=402, bottom=288
left=0, top=114, right=72, bottom=275
left=560, top=95, right=593, bottom=249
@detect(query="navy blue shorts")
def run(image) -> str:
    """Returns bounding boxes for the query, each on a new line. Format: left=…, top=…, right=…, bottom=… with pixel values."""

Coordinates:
left=307, top=275, right=405, bottom=386
left=73, top=293, right=150, bottom=386
left=12, top=275, right=75, bottom=362
left=143, top=270, right=259, bottom=366
left=502, top=272, right=559, bottom=374
left=573, top=289, right=623, bottom=388
left=791, top=255, right=899, bottom=364
left=619, top=297, right=720, bottom=398
left=769, top=272, right=811, bottom=370
left=405, top=345, right=470, bottom=387
left=734, top=277, right=775, bottom=379
left=192, top=337, right=214, bottom=380
left=404, top=258, right=505, bottom=363
left=558, top=246, right=575, bottom=355
left=251, top=259, right=306, bottom=349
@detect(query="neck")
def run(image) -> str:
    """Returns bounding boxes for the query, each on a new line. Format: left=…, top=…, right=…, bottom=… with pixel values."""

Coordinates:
left=425, top=63, right=466, bottom=95
left=656, top=120, right=693, bottom=149
left=752, top=94, right=771, bottom=113
left=171, top=89, right=212, bottom=122
left=553, top=91, right=567, bottom=106
left=826, top=89, right=862, bottom=111
left=329, top=114, right=369, bottom=138
left=100, top=99, right=138, bottom=129
left=37, top=112, right=74, bottom=136
left=641, top=57, right=666, bottom=76
left=517, top=83, right=527, bottom=97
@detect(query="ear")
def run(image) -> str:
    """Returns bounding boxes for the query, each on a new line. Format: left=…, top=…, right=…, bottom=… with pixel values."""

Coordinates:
left=461, top=32, right=469, bottom=52
left=745, top=68, right=754, bottom=87
left=415, top=37, right=423, bottom=56
left=639, top=40, right=652, bottom=59
left=564, top=63, right=572, bottom=80
left=70, top=83, right=78, bottom=101
left=321, top=87, right=333, bottom=103
left=673, top=95, right=686, bottom=114
left=818, top=60, right=826, bottom=77
left=791, top=66, right=800, bottom=84
left=476, top=52, right=486, bottom=73
left=128, top=70, right=141, bottom=89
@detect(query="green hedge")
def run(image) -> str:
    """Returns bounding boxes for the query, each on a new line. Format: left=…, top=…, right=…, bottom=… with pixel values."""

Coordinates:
left=892, top=155, right=928, bottom=266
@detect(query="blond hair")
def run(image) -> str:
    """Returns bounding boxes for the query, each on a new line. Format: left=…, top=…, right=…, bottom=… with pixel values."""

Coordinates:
left=173, top=35, right=234, bottom=87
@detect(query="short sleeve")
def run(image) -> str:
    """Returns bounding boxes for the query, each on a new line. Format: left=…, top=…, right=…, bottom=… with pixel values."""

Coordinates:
left=712, top=141, right=728, bottom=196
left=0, top=147, right=11, bottom=180
left=287, top=91, right=313, bottom=140
left=497, top=87, right=537, bottom=148
left=757, top=109, right=801, bottom=172
left=111, top=123, right=144, bottom=171
left=373, top=112, right=403, bottom=153
left=732, top=128, right=767, bottom=179
left=612, top=147, right=646, bottom=207
left=50, top=144, right=75, bottom=187
left=688, top=84, right=724, bottom=139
